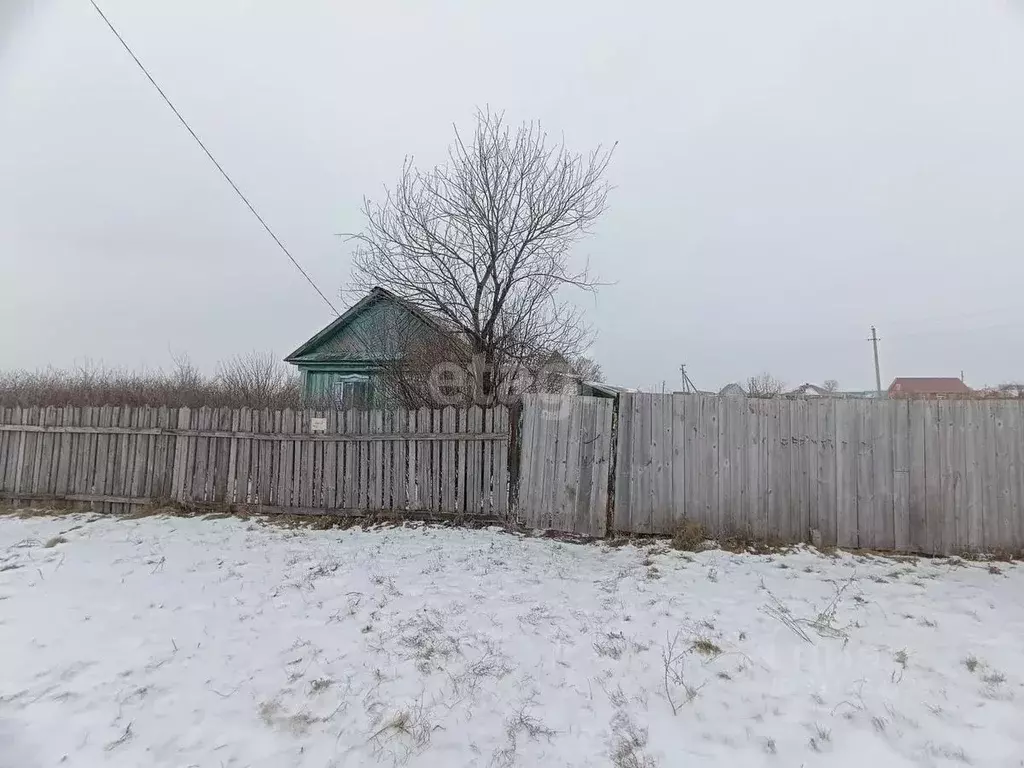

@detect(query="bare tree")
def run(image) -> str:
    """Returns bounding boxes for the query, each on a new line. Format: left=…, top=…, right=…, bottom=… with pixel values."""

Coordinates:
left=169, top=350, right=203, bottom=389
left=746, top=372, right=786, bottom=398
left=347, top=108, right=615, bottom=402
left=571, top=355, right=605, bottom=383
left=823, top=379, right=840, bottom=393
left=368, top=310, right=474, bottom=408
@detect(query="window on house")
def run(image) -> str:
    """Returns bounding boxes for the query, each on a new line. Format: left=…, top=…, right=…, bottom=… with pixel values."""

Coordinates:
left=332, top=376, right=369, bottom=408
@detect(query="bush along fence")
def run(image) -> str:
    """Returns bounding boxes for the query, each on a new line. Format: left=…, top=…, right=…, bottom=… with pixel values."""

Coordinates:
left=0, top=405, right=509, bottom=519
left=3, top=395, right=1024, bottom=556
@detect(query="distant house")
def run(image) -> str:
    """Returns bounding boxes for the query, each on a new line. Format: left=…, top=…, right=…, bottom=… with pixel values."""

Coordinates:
left=546, top=371, right=627, bottom=399
left=285, top=287, right=456, bottom=407
left=718, top=383, right=746, bottom=397
left=971, top=383, right=1024, bottom=399
left=887, top=377, right=972, bottom=399
left=839, top=390, right=883, bottom=399
left=784, top=383, right=881, bottom=399
left=994, top=383, right=1024, bottom=398
left=578, top=381, right=631, bottom=399
left=786, top=383, right=831, bottom=397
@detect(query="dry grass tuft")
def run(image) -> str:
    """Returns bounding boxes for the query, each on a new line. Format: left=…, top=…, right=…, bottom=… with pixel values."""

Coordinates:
left=369, top=704, right=434, bottom=757
left=670, top=520, right=708, bottom=552
left=103, top=722, right=133, bottom=752
left=309, top=677, right=333, bottom=693
left=594, top=632, right=629, bottom=660
left=610, top=711, right=658, bottom=768
left=661, top=631, right=708, bottom=715
left=761, top=576, right=855, bottom=643
left=691, top=637, right=722, bottom=657
left=808, top=724, right=832, bottom=752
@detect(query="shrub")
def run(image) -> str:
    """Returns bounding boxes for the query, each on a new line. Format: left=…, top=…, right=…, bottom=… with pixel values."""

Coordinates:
left=0, top=352, right=314, bottom=410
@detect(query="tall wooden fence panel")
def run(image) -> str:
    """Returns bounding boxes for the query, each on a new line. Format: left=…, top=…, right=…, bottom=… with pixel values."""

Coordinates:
left=613, top=393, right=1024, bottom=555
left=0, top=405, right=510, bottom=518
left=516, top=395, right=614, bottom=537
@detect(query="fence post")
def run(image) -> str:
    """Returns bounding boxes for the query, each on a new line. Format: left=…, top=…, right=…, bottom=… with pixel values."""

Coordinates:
left=604, top=394, right=621, bottom=538
left=506, top=399, right=523, bottom=522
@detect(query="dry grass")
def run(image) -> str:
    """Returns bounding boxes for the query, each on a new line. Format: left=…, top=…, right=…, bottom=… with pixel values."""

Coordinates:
left=594, top=632, right=629, bottom=660
left=0, top=503, right=504, bottom=539
left=808, top=724, right=832, bottom=752
left=308, top=678, right=333, bottom=693
left=609, top=710, right=658, bottom=768
left=669, top=519, right=791, bottom=555
left=670, top=520, right=709, bottom=551
left=718, top=530, right=791, bottom=555
left=760, top=576, right=856, bottom=643
left=691, top=637, right=722, bottom=657
left=661, top=631, right=709, bottom=715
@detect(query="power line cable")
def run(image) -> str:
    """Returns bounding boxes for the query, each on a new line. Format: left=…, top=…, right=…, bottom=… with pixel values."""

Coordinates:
left=87, top=0, right=340, bottom=316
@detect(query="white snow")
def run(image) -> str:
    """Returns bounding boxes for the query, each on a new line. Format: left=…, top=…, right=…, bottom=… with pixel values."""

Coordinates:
left=1, top=513, right=1023, bottom=767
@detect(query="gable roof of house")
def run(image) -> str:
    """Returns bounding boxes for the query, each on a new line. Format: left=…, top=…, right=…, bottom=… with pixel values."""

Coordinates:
left=284, top=287, right=448, bottom=363
left=787, top=383, right=831, bottom=396
left=887, top=377, right=971, bottom=395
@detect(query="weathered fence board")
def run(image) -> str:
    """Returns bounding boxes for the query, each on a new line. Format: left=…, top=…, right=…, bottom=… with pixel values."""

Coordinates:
left=892, top=399, right=911, bottom=551
left=0, top=404, right=511, bottom=519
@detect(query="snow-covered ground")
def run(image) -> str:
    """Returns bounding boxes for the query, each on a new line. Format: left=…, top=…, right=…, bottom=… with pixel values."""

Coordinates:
left=1, top=514, right=1022, bottom=768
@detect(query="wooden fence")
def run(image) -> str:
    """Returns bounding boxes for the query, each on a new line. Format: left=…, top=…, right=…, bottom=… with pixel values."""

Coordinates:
left=614, top=393, right=1024, bottom=554
left=0, top=405, right=510, bottom=518
left=516, top=395, right=614, bottom=536
left=5, top=396, right=1024, bottom=555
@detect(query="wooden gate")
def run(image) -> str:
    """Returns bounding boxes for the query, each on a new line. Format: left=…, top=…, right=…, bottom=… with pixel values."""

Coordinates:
left=515, top=395, right=614, bottom=537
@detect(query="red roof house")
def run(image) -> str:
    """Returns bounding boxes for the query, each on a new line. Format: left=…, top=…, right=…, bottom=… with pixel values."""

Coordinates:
left=887, top=377, right=972, bottom=399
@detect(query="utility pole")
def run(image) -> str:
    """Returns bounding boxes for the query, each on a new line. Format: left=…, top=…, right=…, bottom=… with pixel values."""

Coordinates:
left=869, top=326, right=882, bottom=396
left=679, top=363, right=697, bottom=394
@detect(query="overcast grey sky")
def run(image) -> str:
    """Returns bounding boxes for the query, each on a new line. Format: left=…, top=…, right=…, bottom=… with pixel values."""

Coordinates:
left=2, top=0, right=1023, bottom=391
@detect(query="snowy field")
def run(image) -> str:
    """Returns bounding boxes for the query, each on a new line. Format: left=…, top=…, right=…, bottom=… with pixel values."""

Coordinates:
left=1, top=514, right=1023, bottom=768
